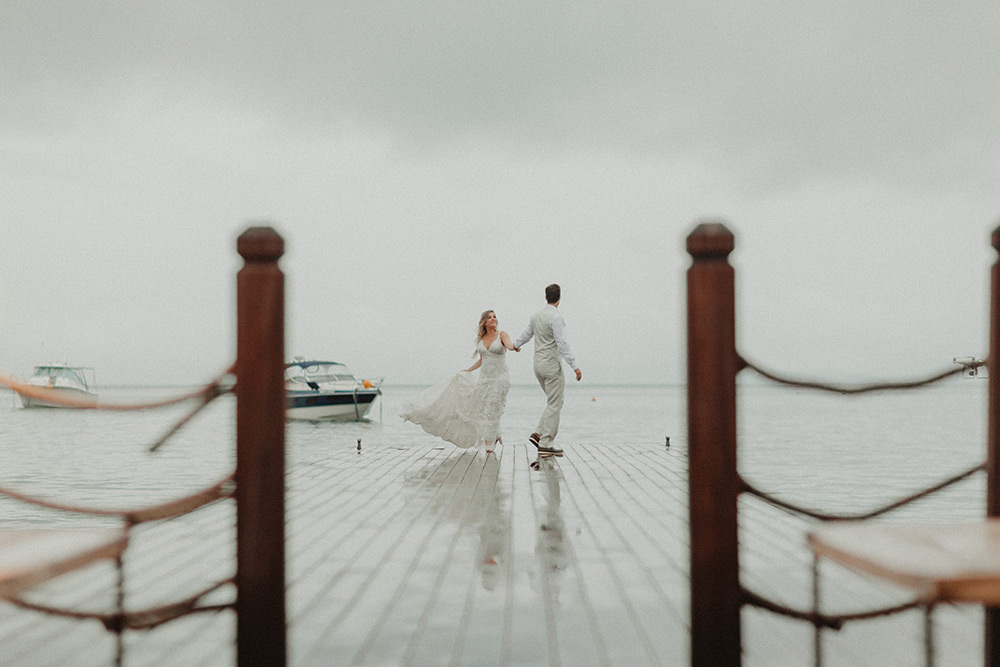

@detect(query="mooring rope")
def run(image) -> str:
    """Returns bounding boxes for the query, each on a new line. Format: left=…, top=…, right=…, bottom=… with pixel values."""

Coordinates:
left=739, top=462, right=985, bottom=522
left=739, top=356, right=964, bottom=394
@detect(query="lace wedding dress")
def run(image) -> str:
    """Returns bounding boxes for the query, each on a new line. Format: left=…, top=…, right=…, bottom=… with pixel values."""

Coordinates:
left=401, top=336, right=511, bottom=448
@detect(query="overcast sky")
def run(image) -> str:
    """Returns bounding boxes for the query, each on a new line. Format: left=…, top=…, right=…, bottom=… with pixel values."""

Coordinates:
left=2, top=1, right=998, bottom=386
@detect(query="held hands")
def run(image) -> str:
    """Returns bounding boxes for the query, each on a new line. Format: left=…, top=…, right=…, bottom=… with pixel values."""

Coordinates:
left=575, top=368, right=582, bottom=381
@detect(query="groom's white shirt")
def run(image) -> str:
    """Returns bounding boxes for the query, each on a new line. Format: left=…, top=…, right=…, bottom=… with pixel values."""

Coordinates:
left=515, top=305, right=578, bottom=370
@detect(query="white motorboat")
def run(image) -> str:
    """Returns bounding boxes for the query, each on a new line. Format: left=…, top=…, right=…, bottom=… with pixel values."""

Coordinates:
left=16, top=364, right=98, bottom=408
left=285, top=359, right=382, bottom=421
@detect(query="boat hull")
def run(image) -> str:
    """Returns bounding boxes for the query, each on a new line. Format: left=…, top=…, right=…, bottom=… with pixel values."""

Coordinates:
left=286, top=389, right=380, bottom=421
left=18, top=387, right=98, bottom=409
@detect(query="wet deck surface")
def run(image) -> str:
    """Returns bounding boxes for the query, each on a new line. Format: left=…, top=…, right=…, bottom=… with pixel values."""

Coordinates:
left=285, top=442, right=690, bottom=667
left=0, top=441, right=986, bottom=666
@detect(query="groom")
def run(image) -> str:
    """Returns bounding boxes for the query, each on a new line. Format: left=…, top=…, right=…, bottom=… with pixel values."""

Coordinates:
left=514, top=283, right=581, bottom=456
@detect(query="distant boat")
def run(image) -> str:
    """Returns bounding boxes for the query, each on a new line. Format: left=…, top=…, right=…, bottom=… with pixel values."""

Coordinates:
left=285, top=359, right=382, bottom=421
left=16, top=364, right=98, bottom=408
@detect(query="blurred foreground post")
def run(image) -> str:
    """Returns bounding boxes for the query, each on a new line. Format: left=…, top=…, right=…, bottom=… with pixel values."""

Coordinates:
left=236, top=227, right=287, bottom=667
left=987, top=225, right=1000, bottom=667
left=687, top=222, right=741, bottom=667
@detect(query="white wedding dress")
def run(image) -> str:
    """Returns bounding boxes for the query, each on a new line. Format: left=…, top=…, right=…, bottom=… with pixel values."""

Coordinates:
left=401, top=336, right=511, bottom=449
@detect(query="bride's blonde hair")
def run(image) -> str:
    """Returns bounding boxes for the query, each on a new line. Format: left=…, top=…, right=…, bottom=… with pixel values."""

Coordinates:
left=476, top=310, right=495, bottom=342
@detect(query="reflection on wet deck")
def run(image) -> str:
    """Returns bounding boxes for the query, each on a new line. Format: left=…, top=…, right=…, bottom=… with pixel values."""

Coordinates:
left=287, top=442, right=690, bottom=666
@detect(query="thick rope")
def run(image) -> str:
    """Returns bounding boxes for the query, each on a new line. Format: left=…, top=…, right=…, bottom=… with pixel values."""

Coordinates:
left=741, top=462, right=985, bottom=521
left=739, top=463, right=984, bottom=521
left=739, top=357, right=964, bottom=394
left=125, top=476, right=235, bottom=524
left=0, top=364, right=234, bottom=411
left=148, top=381, right=229, bottom=452
left=743, top=587, right=925, bottom=628
left=0, top=474, right=235, bottom=522
left=9, top=579, right=233, bottom=631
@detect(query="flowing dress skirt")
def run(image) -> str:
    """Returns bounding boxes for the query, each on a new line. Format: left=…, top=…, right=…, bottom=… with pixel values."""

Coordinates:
left=401, top=367, right=509, bottom=449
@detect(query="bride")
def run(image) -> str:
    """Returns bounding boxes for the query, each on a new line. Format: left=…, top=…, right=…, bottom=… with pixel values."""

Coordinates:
left=401, top=309, right=517, bottom=453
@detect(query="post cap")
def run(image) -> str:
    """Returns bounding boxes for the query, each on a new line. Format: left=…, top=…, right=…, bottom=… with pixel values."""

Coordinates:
left=686, top=221, right=734, bottom=258
left=992, top=224, right=1000, bottom=253
left=238, top=226, right=285, bottom=262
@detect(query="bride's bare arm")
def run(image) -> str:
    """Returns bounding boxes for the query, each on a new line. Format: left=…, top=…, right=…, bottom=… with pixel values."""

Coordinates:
left=465, top=356, right=482, bottom=372
left=500, top=331, right=516, bottom=350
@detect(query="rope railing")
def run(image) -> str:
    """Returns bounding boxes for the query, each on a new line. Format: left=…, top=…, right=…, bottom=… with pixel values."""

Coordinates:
left=739, top=356, right=966, bottom=394
left=0, top=474, right=236, bottom=524
left=0, top=227, right=290, bottom=667
left=0, top=366, right=241, bottom=667
left=739, top=462, right=986, bottom=522
left=9, top=578, right=234, bottom=631
left=684, top=222, right=1000, bottom=667
left=734, top=352, right=982, bottom=657
left=742, top=587, right=926, bottom=629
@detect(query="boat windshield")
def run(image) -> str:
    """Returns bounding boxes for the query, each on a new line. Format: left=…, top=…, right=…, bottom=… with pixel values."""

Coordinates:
left=34, top=366, right=90, bottom=388
left=285, top=362, right=356, bottom=384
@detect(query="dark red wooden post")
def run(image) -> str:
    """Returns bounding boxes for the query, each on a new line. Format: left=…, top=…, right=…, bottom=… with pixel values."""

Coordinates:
left=986, top=225, right=1000, bottom=667
left=687, top=222, right=741, bottom=667
left=236, top=227, right=287, bottom=667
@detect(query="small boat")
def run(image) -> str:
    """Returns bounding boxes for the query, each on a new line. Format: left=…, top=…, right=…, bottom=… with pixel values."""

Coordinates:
left=285, top=359, right=382, bottom=421
left=16, top=364, right=98, bottom=408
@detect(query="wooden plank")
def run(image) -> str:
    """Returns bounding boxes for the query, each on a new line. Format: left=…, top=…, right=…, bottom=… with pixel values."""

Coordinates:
left=809, top=520, right=1000, bottom=604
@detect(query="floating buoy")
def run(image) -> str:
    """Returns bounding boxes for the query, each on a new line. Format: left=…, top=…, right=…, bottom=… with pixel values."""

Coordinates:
left=591, top=396, right=596, bottom=402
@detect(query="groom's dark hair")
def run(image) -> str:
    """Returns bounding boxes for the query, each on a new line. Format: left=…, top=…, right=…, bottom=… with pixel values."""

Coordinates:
left=545, top=284, right=561, bottom=304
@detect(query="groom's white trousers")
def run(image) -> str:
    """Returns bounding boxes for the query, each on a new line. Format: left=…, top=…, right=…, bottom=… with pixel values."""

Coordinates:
left=533, top=357, right=565, bottom=446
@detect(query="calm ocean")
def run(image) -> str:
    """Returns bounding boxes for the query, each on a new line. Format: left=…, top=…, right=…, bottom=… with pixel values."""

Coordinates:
left=0, top=379, right=987, bottom=525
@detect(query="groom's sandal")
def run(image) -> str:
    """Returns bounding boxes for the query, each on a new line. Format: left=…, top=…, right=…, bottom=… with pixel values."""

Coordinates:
left=529, top=433, right=541, bottom=448
left=537, top=444, right=564, bottom=456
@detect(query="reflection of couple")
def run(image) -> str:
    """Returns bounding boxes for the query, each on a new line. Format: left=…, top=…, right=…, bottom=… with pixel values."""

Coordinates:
left=402, top=283, right=582, bottom=456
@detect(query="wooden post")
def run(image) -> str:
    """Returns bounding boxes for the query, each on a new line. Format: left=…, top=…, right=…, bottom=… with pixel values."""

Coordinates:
left=687, top=222, right=741, bottom=667
left=986, top=225, right=1000, bottom=667
left=236, top=227, right=287, bottom=667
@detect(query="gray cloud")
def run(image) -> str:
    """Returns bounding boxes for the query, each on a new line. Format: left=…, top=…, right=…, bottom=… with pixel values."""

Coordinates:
left=1, top=1, right=997, bottom=384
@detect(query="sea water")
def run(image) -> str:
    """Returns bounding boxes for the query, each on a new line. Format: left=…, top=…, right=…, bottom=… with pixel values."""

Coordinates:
left=0, top=379, right=988, bottom=525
